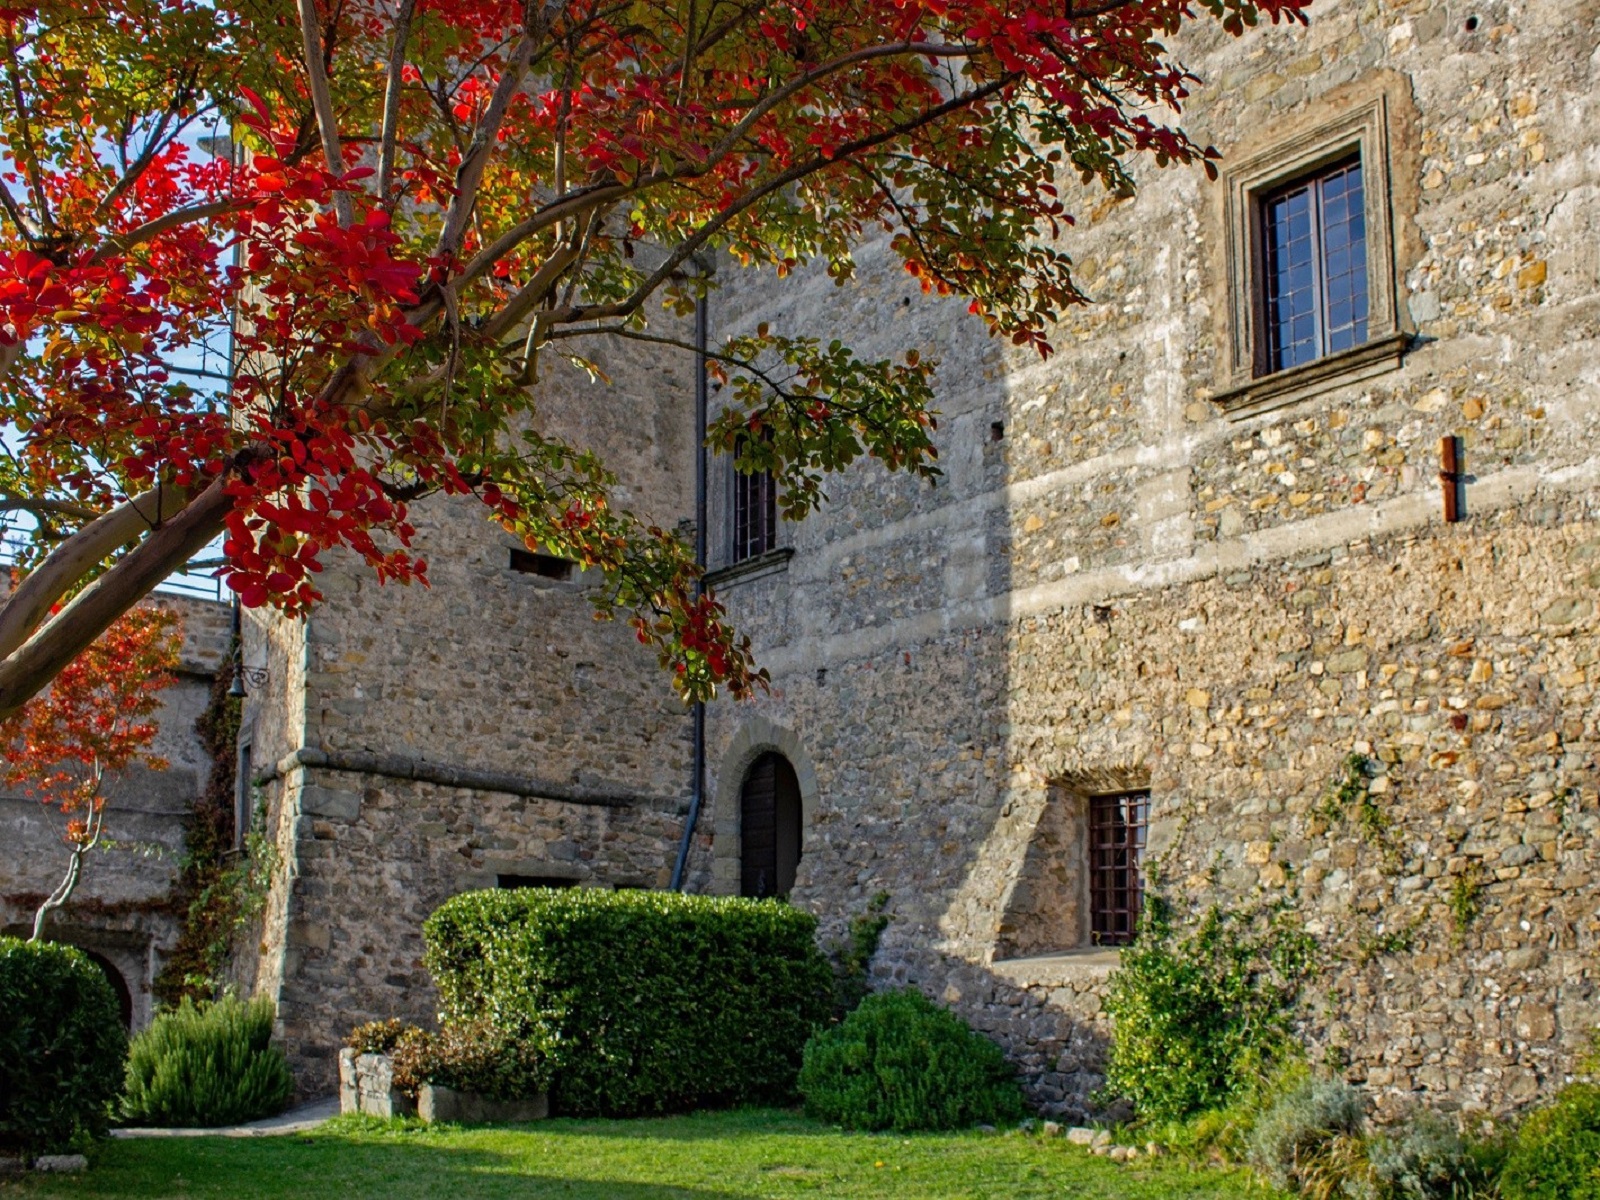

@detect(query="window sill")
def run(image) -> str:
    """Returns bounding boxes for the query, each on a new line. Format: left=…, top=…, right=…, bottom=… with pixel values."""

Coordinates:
left=704, top=547, right=794, bottom=590
left=989, top=947, right=1122, bottom=988
left=1212, top=331, right=1412, bottom=420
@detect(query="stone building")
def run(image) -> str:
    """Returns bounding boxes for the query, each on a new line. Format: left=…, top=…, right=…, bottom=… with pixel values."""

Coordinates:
left=235, top=0, right=1600, bottom=1117
left=0, top=591, right=230, bottom=1032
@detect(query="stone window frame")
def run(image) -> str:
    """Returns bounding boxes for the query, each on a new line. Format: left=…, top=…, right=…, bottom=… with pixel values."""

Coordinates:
left=709, top=716, right=819, bottom=896
left=993, top=768, right=1154, bottom=968
left=1211, top=72, right=1420, bottom=419
left=703, top=441, right=794, bottom=588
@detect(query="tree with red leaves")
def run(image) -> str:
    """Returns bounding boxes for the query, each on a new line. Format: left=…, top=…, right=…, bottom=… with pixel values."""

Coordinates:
left=0, top=0, right=1309, bottom=717
left=0, top=604, right=180, bottom=940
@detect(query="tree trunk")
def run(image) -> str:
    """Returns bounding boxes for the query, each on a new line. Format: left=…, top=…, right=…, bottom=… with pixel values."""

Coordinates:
left=0, top=476, right=232, bottom=720
left=30, top=840, right=87, bottom=942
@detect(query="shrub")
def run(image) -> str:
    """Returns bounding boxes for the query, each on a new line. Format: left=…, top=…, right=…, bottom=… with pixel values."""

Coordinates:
left=797, top=988, right=1026, bottom=1132
left=1498, top=1082, right=1600, bottom=1200
left=1366, top=1109, right=1476, bottom=1199
left=389, top=1018, right=550, bottom=1101
left=1102, top=898, right=1316, bottom=1123
left=423, top=887, right=832, bottom=1117
left=345, top=1018, right=408, bottom=1055
left=0, top=937, right=128, bottom=1154
left=1151, top=1058, right=1312, bottom=1166
left=1247, top=1078, right=1371, bottom=1199
left=122, top=996, right=294, bottom=1127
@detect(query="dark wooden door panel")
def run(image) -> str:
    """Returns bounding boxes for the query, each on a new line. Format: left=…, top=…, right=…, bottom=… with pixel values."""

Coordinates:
left=740, top=752, right=803, bottom=898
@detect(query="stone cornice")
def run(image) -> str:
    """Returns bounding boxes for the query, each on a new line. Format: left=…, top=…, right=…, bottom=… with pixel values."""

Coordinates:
left=256, top=746, right=679, bottom=810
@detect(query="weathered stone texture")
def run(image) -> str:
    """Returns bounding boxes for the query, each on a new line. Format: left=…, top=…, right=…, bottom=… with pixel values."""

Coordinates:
left=252, top=769, right=687, bottom=1092
left=699, top=0, right=1600, bottom=1121
left=233, top=0, right=1600, bottom=1122
left=0, top=592, right=229, bottom=1031
left=238, top=335, right=701, bottom=1092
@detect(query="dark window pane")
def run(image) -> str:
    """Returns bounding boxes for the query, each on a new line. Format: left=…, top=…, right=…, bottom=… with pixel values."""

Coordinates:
left=731, top=437, right=779, bottom=563
left=1262, top=156, right=1369, bottom=373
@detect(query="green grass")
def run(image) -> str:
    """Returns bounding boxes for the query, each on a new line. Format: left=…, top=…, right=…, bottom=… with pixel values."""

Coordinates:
left=3, top=1109, right=1280, bottom=1199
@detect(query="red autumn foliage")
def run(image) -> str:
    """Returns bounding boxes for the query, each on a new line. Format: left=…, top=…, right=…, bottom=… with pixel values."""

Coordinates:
left=0, top=0, right=1310, bottom=716
left=1, top=603, right=180, bottom=937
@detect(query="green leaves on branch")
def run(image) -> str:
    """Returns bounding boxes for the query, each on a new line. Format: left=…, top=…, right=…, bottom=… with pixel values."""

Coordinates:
left=1103, top=898, right=1317, bottom=1124
left=708, top=326, right=939, bottom=521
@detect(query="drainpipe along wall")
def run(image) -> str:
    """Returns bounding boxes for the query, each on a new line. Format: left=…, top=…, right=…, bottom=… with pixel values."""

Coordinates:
left=669, top=289, right=709, bottom=892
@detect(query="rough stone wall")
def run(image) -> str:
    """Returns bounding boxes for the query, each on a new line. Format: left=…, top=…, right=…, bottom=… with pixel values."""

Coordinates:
left=0, top=592, right=230, bottom=1030
left=256, top=767, right=688, bottom=1089
left=239, top=334, right=701, bottom=1089
left=698, top=0, right=1600, bottom=1121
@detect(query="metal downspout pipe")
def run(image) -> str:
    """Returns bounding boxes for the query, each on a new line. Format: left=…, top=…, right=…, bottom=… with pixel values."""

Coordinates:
left=670, top=290, right=709, bottom=891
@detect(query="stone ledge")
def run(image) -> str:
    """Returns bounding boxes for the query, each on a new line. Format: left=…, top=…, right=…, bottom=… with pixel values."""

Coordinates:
left=1212, top=332, right=1413, bottom=419
left=704, top=546, right=794, bottom=589
left=260, top=747, right=677, bottom=810
left=989, top=949, right=1121, bottom=989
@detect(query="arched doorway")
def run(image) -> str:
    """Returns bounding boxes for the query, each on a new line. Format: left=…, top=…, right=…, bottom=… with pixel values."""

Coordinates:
left=82, top=949, right=134, bottom=1030
left=740, top=752, right=802, bottom=898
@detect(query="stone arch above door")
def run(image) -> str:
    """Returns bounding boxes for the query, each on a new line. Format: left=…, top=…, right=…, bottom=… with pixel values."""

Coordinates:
left=711, top=717, right=819, bottom=895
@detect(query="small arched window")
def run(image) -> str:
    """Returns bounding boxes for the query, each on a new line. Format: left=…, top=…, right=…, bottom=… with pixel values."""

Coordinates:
left=740, top=752, right=802, bottom=898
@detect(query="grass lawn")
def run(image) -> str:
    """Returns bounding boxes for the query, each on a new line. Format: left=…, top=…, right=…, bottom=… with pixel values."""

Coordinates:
left=3, top=1109, right=1278, bottom=1199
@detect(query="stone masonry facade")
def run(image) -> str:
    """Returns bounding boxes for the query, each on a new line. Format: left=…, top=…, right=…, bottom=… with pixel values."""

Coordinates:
left=236, top=0, right=1600, bottom=1120
left=0, top=591, right=230, bottom=1032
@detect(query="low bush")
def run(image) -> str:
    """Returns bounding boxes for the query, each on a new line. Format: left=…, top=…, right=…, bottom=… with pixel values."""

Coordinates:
left=1150, top=1059, right=1311, bottom=1166
left=0, top=937, right=128, bottom=1154
left=121, top=996, right=294, bottom=1127
left=1247, top=1078, right=1370, bottom=1199
left=1366, top=1108, right=1477, bottom=1199
left=423, top=887, right=832, bottom=1116
left=344, top=1018, right=408, bottom=1056
left=1498, top=1082, right=1600, bottom=1200
left=797, top=988, right=1026, bottom=1132
left=389, top=1018, right=550, bottom=1101
left=1102, top=898, right=1316, bottom=1123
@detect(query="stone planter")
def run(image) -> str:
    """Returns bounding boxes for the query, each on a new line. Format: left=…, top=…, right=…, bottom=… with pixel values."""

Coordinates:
left=417, top=1084, right=549, bottom=1125
left=337, top=1048, right=416, bottom=1118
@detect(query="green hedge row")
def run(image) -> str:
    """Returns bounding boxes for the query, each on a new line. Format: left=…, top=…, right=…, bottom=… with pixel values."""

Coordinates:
left=424, top=888, right=832, bottom=1116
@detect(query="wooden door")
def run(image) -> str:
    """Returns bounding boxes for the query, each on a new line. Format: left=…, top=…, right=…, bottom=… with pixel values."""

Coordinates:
left=740, top=752, right=802, bottom=898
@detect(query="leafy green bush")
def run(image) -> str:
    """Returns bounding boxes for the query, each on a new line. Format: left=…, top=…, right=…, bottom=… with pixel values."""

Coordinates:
left=0, top=937, right=128, bottom=1154
left=1148, top=1058, right=1311, bottom=1166
left=1102, top=898, right=1316, bottom=1123
left=344, top=1018, right=408, bottom=1055
left=1247, top=1078, right=1370, bottom=1199
left=423, top=887, right=832, bottom=1117
left=797, top=988, right=1026, bottom=1132
left=1498, top=1082, right=1600, bottom=1199
left=1366, top=1109, right=1477, bottom=1199
left=389, top=1018, right=550, bottom=1101
left=122, top=996, right=294, bottom=1127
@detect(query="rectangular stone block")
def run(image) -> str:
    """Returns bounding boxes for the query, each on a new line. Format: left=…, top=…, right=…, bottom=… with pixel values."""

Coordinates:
left=418, top=1084, right=548, bottom=1125
left=301, top=785, right=361, bottom=821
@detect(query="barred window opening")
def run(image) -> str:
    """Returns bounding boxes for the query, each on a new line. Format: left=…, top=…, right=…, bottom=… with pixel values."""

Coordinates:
left=1089, top=790, right=1148, bottom=946
left=731, top=453, right=779, bottom=564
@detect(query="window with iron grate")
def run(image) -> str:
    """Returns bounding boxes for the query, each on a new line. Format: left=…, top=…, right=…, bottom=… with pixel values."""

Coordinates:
left=731, top=453, right=779, bottom=564
left=1089, top=789, right=1148, bottom=946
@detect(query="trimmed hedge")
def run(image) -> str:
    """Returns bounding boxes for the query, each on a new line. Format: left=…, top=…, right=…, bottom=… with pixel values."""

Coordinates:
left=0, top=937, right=129, bottom=1154
left=121, top=996, right=294, bottom=1127
left=423, top=888, right=832, bottom=1116
left=797, top=988, right=1026, bottom=1132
